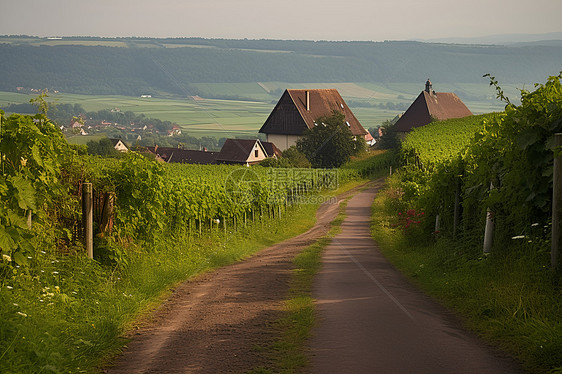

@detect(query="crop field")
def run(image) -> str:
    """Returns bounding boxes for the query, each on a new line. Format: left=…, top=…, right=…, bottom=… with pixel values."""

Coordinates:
left=0, top=80, right=514, bottom=138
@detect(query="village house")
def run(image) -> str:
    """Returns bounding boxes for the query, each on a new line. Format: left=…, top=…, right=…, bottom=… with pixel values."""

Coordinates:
left=145, top=146, right=219, bottom=164
left=143, top=139, right=278, bottom=165
left=109, top=138, right=129, bottom=152
left=393, top=80, right=473, bottom=139
left=259, top=89, right=373, bottom=151
left=215, top=139, right=269, bottom=166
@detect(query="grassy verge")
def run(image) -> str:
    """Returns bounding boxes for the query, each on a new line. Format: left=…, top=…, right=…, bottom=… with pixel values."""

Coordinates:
left=247, top=187, right=354, bottom=374
left=370, top=183, right=562, bottom=374
left=0, top=203, right=318, bottom=374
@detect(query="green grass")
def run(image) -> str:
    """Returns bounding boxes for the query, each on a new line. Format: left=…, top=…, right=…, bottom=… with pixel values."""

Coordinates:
left=246, top=181, right=362, bottom=374
left=370, top=182, right=562, bottom=374
left=0, top=202, right=319, bottom=374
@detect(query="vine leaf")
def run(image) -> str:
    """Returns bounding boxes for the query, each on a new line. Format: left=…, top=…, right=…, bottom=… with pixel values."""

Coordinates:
left=9, top=175, right=36, bottom=211
left=0, top=226, right=16, bottom=251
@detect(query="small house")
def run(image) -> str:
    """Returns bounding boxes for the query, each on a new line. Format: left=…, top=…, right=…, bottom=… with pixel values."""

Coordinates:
left=215, top=139, right=268, bottom=165
left=109, top=138, right=129, bottom=152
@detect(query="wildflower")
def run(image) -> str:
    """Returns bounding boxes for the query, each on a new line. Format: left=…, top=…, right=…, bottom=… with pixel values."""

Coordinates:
left=54, top=286, right=60, bottom=293
left=13, top=303, right=18, bottom=307
left=2, top=254, right=12, bottom=262
left=531, top=223, right=539, bottom=227
left=52, top=271, right=59, bottom=275
left=6, top=286, right=13, bottom=290
left=16, top=312, right=27, bottom=317
left=512, top=235, right=526, bottom=240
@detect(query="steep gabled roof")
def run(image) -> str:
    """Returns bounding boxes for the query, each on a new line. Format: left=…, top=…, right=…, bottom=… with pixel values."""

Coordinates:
left=144, top=146, right=218, bottom=164
left=166, top=149, right=219, bottom=164
left=259, top=89, right=368, bottom=137
left=262, top=141, right=282, bottom=158
left=109, top=138, right=127, bottom=147
left=215, top=139, right=267, bottom=163
left=394, top=91, right=473, bottom=133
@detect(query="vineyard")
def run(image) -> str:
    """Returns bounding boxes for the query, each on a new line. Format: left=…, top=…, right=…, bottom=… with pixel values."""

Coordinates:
left=376, top=73, right=562, bottom=373
left=0, top=105, right=393, bottom=372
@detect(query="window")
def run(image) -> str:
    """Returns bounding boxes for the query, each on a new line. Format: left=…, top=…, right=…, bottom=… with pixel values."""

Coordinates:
left=255, top=149, right=259, bottom=158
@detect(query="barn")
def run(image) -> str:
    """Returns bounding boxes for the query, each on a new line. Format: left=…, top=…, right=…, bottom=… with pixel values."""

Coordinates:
left=394, top=80, right=473, bottom=139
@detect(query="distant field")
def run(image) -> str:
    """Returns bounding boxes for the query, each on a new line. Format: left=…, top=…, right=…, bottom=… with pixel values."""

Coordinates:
left=0, top=80, right=511, bottom=138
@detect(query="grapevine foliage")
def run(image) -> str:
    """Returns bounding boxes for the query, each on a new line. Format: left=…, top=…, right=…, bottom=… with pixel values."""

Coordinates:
left=395, top=72, right=562, bottom=243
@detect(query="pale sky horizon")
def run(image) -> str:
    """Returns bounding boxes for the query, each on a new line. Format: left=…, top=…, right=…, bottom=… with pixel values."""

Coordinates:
left=1, top=0, right=561, bottom=42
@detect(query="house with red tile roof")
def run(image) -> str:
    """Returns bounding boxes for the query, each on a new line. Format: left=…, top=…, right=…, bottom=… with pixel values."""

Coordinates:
left=394, top=80, right=473, bottom=138
left=259, top=89, right=371, bottom=151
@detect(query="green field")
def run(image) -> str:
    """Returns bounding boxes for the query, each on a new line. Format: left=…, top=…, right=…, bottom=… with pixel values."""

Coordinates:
left=0, top=81, right=511, bottom=139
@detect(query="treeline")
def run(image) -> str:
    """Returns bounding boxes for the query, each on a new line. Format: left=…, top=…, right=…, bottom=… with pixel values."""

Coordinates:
left=1, top=40, right=561, bottom=96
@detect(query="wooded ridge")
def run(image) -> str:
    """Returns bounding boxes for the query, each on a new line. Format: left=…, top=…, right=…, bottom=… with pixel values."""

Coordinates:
left=1, top=37, right=561, bottom=96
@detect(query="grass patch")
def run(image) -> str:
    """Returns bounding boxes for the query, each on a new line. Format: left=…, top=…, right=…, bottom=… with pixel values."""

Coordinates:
left=247, top=190, right=351, bottom=374
left=370, top=183, right=562, bottom=374
left=0, top=203, right=318, bottom=374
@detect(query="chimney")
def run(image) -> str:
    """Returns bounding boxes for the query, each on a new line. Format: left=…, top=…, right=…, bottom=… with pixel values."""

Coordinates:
left=425, top=79, right=432, bottom=93
left=306, top=90, right=310, bottom=111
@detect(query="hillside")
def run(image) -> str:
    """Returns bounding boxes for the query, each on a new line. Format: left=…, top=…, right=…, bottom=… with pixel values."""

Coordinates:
left=1, top=36, right=561, bottom=97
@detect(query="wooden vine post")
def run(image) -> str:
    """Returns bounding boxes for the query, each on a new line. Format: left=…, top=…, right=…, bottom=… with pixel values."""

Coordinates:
left=453, top=180, right=461, bottom=240
left=82, top=183, right=93, bottom=259
left=483, top=183, right=495, bottom=254
left=551, top=133, right=562, bottom=272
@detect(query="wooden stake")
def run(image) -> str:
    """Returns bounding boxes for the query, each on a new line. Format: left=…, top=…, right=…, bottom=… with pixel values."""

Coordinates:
left=551, top=133, right=562, bottom=271
left=82, top=183, right=93, bottom=259
left=453, top=180, right=460, bottom=240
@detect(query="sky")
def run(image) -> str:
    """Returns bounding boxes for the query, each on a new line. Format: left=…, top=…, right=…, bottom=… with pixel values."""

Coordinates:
left=0, top=0, right=561, bottom=41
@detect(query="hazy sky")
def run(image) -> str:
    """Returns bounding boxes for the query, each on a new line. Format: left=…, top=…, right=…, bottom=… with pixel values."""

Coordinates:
left=1, top=0, right=561, bottom=41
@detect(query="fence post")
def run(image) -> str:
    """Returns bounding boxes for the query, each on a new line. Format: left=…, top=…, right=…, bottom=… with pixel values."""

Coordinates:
left=453, top=180, right=460, bottom=240
left=82, top=183, right=93, bottom=259
left=27, top=210, right=32, bottom=230
left=483, top=183, right=495, bottom=254
left=551, top=133, right=562, bottom=271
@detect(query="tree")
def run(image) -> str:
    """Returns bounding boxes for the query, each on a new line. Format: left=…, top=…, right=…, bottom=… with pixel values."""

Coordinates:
left=282, top=146, right=311, bottom=168
left=87, top=138, right=119, bottom=157
left=296, top=111, right=365, bottom=168
left=376, top=119, right=400, bottom=149
left=259, top=146, right=311, bottom=168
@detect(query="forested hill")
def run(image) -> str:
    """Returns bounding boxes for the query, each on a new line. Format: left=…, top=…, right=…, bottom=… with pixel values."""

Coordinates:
left=1, top=37, right=561, bottom=96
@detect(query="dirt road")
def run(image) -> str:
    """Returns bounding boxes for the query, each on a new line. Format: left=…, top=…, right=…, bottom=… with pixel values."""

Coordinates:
left=309, top=185, right=523, bottom=373
left=105, top=185, right=350, bottom=374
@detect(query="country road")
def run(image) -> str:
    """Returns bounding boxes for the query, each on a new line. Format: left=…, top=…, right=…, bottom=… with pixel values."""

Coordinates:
left=105, top=181, right=355, bottom=374
left=105, top=181, right=523, bottom=373
left=309, top=184, right=523, bottom=374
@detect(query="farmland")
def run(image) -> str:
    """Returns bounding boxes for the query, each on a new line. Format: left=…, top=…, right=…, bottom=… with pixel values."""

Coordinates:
left=0, top=80, right=510, bottom=141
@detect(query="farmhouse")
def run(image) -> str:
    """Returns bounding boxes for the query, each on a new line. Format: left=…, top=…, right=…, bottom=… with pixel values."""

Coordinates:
left=215, top=139, right=268, bottom=165
left=394, top=80, right=473, bottom=138
left=259, top=89, right=371, bottom=151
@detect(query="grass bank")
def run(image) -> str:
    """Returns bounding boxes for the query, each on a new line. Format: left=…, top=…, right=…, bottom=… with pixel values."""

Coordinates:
left=0, top=203, right=318, bottom=374
left=370, top=183, right=562, bottom=374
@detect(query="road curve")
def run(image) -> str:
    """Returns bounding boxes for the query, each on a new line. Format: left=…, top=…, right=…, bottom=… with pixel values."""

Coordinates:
left=309, top=184, right=523, bottom=374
